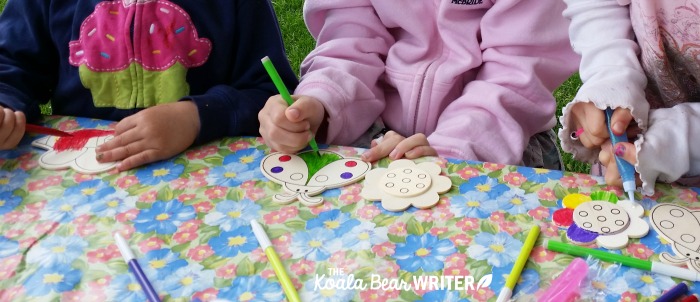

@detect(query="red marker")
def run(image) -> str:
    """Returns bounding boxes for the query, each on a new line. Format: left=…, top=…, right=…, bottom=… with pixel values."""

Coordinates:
left=681, top=294, right=699, bottom=302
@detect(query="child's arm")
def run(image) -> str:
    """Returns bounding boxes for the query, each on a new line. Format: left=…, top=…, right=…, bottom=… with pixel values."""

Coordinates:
left=293, top=0, right=392, bottom=145
left=602, top=103, right=700, bottom=196
left=559, top=0, right=649, bottom=163
left=183, top=0, right=298, bottom=145
left=0, top=0, right=57, bottom=122
left=424, top=0, right=579, bottom=164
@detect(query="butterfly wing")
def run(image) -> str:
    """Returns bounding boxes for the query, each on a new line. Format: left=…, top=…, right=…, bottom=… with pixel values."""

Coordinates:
left=650, top=204, right=700, bottom=251
left=306, top=157, right=370, bottom=189
left=260, top=152, right=309, bottom=186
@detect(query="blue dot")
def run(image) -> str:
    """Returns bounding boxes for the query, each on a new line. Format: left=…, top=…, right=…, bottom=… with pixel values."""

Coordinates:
left=271, top=166, right=283, bottom=173
left=340, top=172, right=353, bottom=179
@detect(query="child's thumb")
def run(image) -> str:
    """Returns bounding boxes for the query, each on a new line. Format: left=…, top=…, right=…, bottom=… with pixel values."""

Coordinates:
left=613, top=142, right=637, bottom=165
left=285, top=98, right=315, bottom=122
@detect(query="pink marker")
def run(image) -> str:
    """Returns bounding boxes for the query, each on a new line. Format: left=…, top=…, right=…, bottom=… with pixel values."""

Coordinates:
left=538, top=257, right=589, bottom=302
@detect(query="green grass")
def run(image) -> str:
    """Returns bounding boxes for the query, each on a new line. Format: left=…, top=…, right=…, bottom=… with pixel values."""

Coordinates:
left=0, top=0, right=589, bottom=173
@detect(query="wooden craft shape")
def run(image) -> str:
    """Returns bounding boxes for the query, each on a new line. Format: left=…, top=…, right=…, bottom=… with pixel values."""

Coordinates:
left=650, top=203, right=700, bottom=272
left=31, top=135, right=117, bottom=174
left=260, top=150, right=370, bottom=206
left=554, top=193, right=649, bottom=250
left=360, top=159, right=451, bottom=212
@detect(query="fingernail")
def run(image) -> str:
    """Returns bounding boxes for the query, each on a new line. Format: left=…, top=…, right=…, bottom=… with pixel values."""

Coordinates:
left=96, top=153, right=103, bottom=161
left=614, top=145, right=625, bottom=157
left=287, top=108, right=300, bottom=120
left=389, top=149, right=398, bottom=159
left=613, top=122, right=625, bottom=134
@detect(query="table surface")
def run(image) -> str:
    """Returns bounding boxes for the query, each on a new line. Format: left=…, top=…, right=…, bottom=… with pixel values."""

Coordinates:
left=0, top=116, right=698, bottom=302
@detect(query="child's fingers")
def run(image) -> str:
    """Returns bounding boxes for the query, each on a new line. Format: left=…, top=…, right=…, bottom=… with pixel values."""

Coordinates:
left=361, top=131, right=404, bottom=162
left=5, top=112, right=25, bottom=148
left=97, top=137, right=147, bottom=163
left=117, top=149, right=159, bottom=172
left=96, top=127, right=140, bottom=156
left=285, top=96, right=324, bottom=124
left=391, top=133, right=429, bottom=160
left=263, top=128, right=311, bottom=154
left=613, top=142, right=637, bottom=165
left=610, top=108, right=633, bottom=136
left=405, top=146, right=437, bottom=159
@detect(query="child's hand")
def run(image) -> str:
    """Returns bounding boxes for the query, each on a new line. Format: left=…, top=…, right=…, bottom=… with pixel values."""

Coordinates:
left=598, top=140, right=639, bottom=187
left=95, top=101, right=200, bottom=171
left=361, top=131, right=437, bottom=162
left=571, top=102, right=634, bottom=148
left=258, top=95, right=325, bottom=154
left=0, top=106, right=26, bottom=150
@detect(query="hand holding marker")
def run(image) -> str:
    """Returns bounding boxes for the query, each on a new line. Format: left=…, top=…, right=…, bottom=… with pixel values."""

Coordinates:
left=261, top=56, right=320, bottom=156
left=604, top=107, right=637, bottom=203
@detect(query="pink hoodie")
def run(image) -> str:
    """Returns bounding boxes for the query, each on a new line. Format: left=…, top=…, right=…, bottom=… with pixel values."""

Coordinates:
left=295, top=0, right=579, bottom=164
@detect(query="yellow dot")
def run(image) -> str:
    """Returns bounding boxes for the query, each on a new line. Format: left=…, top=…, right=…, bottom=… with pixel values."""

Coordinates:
left=180, top=276, right=194, bottom=286
left=127, top=283, right=141, bottom=291
left=156, top=213, right=169, bottom=221
left=228, top=236, right=246, bottom=247
left=324, top=221, right=340, bottom=229
left=82, top=188, right=97, bottom=196
left=309, top=240, right=322, bottom=248
left=43, top=273, right=64, bottom=284
left=240, top=292, right=254, bottom=301
left=224, top=172, right=237, bottom=178
left=152, top=168, right=170, bottom=177
left=415, top=248, right=430, bottom=257
left=467, top=201, right=480, bottom=207
left=150, top=259, right=166, bottom=269
left=489, top=244, right=504, bottom=253
left=227, top=211, right=241, bottom=218
left=511, top=198, right=523, bottom=205
left=641, top=275, right=654, bottom=284
left=51, top=246, right=66, bottom=253
left=476, top=184, right=491, bottom=192
left=358, top=232, right=370, bottom=240
left=239, top=156, right=254, bottom=164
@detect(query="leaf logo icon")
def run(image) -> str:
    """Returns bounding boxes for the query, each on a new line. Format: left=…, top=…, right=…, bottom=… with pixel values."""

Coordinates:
left=476, top=274, right=492, bottom=290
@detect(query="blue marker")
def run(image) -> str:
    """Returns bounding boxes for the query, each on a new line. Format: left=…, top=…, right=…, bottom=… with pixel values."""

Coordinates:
left=604, top=107, right=636, bottom=202
left=114, top=233, right=162, bottom=302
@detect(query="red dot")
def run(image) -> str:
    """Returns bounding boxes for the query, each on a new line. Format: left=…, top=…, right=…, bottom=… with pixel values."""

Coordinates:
left=345, top=161, right=357, bottom=167
left=279, top=155, right=291, bottom=162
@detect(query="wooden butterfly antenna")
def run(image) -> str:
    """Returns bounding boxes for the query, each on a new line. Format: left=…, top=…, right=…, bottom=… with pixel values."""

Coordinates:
left=53, top=129, right=114, bottom=152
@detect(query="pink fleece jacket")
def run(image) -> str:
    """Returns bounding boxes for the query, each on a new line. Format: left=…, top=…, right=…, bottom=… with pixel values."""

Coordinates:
left=295, top=0, right=579, bottom=164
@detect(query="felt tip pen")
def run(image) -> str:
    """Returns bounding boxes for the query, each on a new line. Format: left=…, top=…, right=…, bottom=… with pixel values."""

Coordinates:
left=604, top=107, right=636, bottom=203
left=681, top=294, right=699, bottom=302
left=251, top=220, right=301, bottom=302
left=114, top=233, right=162, bottom=302
left=261, top=56, right=320, bottom=156
left=544, top=240, right=700, bottom=282
left=654, top=282, right=688, bottom=302
left=496, top=226, right=540, bottom=302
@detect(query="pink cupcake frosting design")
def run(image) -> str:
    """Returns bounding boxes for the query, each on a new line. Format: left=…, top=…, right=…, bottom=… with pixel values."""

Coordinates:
left=69, top=0, right=211, bottom=72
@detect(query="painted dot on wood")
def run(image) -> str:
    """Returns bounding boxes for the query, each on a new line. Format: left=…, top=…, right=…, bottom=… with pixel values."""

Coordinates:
left=341, top=172, right=353, bottom=179
left=681, top=234, right=696, bottom=243
left=279, top=155, right=291, bottom=162
left=345, top=161, right=357, bottom=167
left=271, top=166, right=283, bottom=173
left=660, top=220, right=674, bottom=229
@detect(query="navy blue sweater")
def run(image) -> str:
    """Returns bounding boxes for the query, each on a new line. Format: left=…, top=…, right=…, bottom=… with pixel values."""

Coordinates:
left=0, top=0, right=298, bottom=144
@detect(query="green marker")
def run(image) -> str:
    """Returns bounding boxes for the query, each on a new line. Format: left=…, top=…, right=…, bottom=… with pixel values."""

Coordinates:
left=544, top=240, right=700, bottom=282
left=497, top=226, right=540, bottom=302
left=261, top=56, right=320, bottom=156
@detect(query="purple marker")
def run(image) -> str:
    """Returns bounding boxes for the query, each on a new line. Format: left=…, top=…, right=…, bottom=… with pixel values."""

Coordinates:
left=114, top=233, right=162, bottom=302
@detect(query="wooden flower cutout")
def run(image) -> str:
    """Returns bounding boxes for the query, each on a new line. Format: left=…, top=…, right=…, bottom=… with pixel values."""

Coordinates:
left=553, top=192, right=649, bottom=249
left=361, top=159, right=452, bottom=211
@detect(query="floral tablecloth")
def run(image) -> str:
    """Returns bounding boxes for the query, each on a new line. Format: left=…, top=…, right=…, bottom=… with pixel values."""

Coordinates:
left=0, top=116, right=698, bottom=302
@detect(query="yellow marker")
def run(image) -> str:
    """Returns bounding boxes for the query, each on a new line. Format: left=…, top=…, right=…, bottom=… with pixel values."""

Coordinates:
left=250, top=220, right=301, bottom=302
left=496, top=225, right=540, bottom=302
